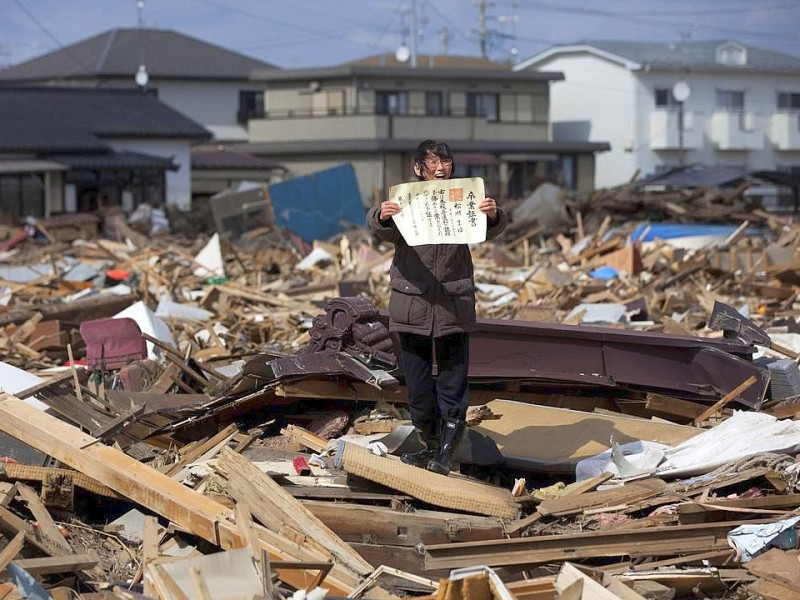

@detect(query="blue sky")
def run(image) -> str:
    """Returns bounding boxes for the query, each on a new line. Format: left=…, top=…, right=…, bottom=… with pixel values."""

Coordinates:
left=1, top=0, right=799, bottom=69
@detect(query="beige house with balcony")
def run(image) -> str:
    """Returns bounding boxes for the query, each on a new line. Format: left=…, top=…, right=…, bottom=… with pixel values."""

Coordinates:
left=238, top=55, right=609, bottom=205
left=514, top=40, right=800, bottom=189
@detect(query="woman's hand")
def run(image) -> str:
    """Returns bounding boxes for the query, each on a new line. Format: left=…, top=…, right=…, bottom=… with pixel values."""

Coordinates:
left=478, top=197, right=498, bottom=221
left=379, top=199, right=401, bottom=221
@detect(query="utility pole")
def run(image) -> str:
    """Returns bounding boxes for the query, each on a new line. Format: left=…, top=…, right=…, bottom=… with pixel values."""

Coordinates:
left=478, top=0, right=487, bottom=58
left=440, top=26, right=449, bottom=55
left=410, top=0, right=419, bottom=68
left=498, top=0, right=519, bottom=63
left=136, top=0, right=144, bottom=28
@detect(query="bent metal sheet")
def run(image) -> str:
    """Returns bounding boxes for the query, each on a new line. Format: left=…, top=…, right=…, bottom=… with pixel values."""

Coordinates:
left=389, top=177, right=487, bottom=246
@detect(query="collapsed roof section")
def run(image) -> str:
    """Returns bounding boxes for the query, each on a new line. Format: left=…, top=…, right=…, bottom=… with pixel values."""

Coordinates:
left=226, top=297, right=769, bottom=414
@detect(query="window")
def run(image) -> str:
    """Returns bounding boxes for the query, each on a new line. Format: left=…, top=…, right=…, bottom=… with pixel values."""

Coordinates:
left=777, top=92, right=800, bottom=110
left=376, top=91, right=408, bottom=115
left=467, top=92, right=498, bottom=121
left=546, top=156, right=575, bottom=190
left=716, top=90, right=745, bottom=110
left=0, top=173, right=45, bottom=219
left=425, top=92, right=443, bottom=116
left=655, top=88, right=681, bottom=108
left=716, top=43, right=747, bottom=66
left=777, top=165, right=800, bottom=177
left=238, top=90, right=265, bottom=124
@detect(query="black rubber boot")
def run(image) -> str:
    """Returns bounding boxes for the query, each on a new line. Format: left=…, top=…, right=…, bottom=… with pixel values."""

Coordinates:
left=400, top=421, right=439, bottom=468
left=427, top=418, right=466, bottom=475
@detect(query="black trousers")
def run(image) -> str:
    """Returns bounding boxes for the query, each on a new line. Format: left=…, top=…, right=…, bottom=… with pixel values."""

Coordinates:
left=398, top=331, right=470, bottom=427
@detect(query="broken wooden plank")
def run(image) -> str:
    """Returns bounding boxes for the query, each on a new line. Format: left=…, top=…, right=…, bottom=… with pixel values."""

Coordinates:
left=506, top=472, right=616, bottom=537
left=142, top=516, right=163, bottom=599
left=280, top=424, right=328, bottom=454
left=536, top=478, right=667, bottom=517
left=677, top=493, right=800, bottom=523
left=165, top=423, right=239, bottom=478
left=556, top=562, right=647, bottom=600
left=425, top=519, right=771, bottom=570
left=645, top=393, right=706, bottom=420
left=337, top=442, right=519, bottom=520
left=16, top=482, right=73, bottom=554
left=693, top=375, right=758, bottom=425
left=0, top=483, right=15, bottom=507
left=0, top=500, right=67, bottom=557
left=0, top=393, right=232, bottom=547
left=235, top=501, right=271, bottom=596
left=0, top=531, right=25, bottom=572
left=745, top=548, right=800, bottom=594
left=504, top=576, right=557, bottom=600
left=10, top=552, right=99, bottom=575
left=0, top=293, right=137, bottom=327
left=301, top=500, right=505, bottom=547
left=217, top=446, right=372, bottom=579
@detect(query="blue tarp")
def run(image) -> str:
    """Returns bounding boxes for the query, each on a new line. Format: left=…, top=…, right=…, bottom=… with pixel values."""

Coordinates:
left=631, top=223, right=757, bottom=242
left=268, top=163, right=366, bottom=242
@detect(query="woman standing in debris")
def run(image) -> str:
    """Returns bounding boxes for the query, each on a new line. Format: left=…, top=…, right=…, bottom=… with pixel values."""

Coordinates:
left=367, top=139, right=507, bottom=475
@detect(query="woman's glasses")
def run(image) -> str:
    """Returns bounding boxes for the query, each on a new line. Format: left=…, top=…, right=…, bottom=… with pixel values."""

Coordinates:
left=423, top=157, right=453, bottom=168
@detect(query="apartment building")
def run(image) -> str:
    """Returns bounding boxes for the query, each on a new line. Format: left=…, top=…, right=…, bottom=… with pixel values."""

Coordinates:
left=242, top=55, right=609, bottom=204
left=514, top=40, right=800, bottom=189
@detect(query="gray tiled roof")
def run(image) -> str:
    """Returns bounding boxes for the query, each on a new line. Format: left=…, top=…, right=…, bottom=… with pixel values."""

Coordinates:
left=0, top=87, right=210, bottom=152
left=580, top=40, right=800, bottom=71
left=47, top=151, right=178, bottom=171
left=0, top=28, right=278, bottom=82
left=192, top=146, right=285, bottom=170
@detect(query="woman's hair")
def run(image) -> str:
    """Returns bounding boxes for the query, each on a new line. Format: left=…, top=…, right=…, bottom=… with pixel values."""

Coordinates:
left=414, top=139, right=455, bottom=180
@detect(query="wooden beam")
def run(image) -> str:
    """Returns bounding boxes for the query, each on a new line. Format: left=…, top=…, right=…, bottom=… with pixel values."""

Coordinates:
left=0, top=393, right=232, bottom=547
left=13, top=370, right=74, bottom=400
left=217, top=447, right=372, bottom=579
left=0, top=483, right=15, bottom=507
left=235, top=501, right=268, bottom=592
left=0, top=501, right=66, bottom=557
left=142, top=516, right=163, bottom=599
left=693, top=375, right=758, bottom=425
left=302, top=500, right=504, bottom=547
left=535, top=478, right=667, bottom=517
left=280, top=425, right=328, bottom=454
left=10, top=552, right=99, bottom=575
left=339, top=442, right=519, bottom=520
left=645, top=393, right=705, bottom=420
left=0, top=398, right=361, bottom=597
left=425, top=519, right=772, bottom=570
left=165, top=424, right=239, bottom=478
left=0, top=531, right=25, bottom=572
left=15, top=482, right=73, bottom=554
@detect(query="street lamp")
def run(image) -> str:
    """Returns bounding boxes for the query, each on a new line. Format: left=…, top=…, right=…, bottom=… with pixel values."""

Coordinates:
left=135, top=64, right=149, bottom=89
left=672, top=80, right=691, bottom=167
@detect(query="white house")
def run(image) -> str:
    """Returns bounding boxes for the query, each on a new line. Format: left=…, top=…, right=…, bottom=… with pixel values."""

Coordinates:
left=0, top=87, right=211, bottom=217
left=0, top=28, right=278, bottom=143
left=514, top=40, right=800, bottom=189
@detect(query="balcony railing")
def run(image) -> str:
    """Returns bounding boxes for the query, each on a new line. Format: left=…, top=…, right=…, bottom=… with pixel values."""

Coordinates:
left=253, top=106, right=512, bottom=119
left=649, top=109, right=703, bottom=150
left=236, top=108, right=266, bottom=125
left=709, top=110, right=763, bottom=150
left=771, top=111, right=800, bottom=150
left=248, top=110, right=548, bottom=144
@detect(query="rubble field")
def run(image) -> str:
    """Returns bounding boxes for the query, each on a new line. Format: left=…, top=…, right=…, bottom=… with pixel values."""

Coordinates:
left=0, top=183, right=799, bottom=600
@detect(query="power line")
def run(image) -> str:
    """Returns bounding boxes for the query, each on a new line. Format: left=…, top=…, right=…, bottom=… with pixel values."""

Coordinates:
left=188, top=0, right=396, bottom=55
left=10, top=0, right=97, bottom=73
left=505, top=0, right=800, bottom=42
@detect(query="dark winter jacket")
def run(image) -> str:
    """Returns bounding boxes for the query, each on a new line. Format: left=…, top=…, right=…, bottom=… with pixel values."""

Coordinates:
left=367, top=204, right=507, bottom=338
